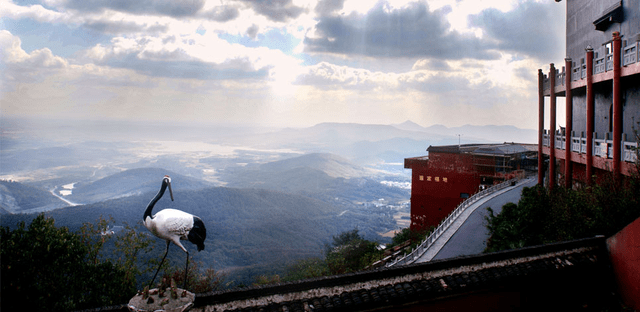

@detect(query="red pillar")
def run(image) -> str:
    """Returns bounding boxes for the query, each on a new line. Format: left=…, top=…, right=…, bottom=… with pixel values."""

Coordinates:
left=549, top=63, right=556, bottom=189
left=612, top=32, right=622, bottom=180
left=564, top=58, right=573, bottom=188
left=585, top=47, right=594, bottom=185
left=538, top=69, right=545, bottom=185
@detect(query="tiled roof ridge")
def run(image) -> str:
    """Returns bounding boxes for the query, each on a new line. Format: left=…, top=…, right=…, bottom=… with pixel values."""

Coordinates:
left=195, top=237, right=605, bottom=311
left=426, top=142, right=537, bottom=155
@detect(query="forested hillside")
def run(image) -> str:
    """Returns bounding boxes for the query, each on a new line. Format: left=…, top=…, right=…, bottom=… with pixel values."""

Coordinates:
left=0, top=185, right=366, bottom=284
left=1, top=129, right=412, bottom=286
left=67, top=167, right=212, bottom=204
left=221, top=153, right=409, bottom=206
left=256, top=153, right=375, bottom=178
left=0, top=180, right=66, bottom=214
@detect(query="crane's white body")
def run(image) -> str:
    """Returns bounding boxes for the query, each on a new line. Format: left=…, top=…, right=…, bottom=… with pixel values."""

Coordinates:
left=144, top=208, right=194, bottom=253
left=143, top=175, right=207, bottom=288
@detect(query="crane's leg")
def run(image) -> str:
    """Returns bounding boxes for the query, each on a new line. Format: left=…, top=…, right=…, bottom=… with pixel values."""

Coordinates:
left=183, top=251, right=190, bottom=290
left=150, top=241, right=170, bottom=288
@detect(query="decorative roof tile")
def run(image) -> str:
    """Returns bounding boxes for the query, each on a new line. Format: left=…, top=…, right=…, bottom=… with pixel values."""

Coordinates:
left=192, top=237, right=611, bottom=312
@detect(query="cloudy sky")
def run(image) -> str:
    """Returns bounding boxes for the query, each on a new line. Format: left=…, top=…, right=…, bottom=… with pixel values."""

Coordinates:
left=0, top=0, right=566, bottom=129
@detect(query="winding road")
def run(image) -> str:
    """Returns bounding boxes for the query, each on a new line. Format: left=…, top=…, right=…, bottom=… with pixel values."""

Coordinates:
left=414, top=178, right=538, bottom=263
left=49, top=187, right=79, bottom=207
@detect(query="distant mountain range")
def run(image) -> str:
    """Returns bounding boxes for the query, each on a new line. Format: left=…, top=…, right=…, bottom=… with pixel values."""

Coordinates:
left=221, top=153, right=409, bottom=205
left=1, top=152, right=404, bottom=238
left=0, top=118, right=536, bottom=286
left=257, top=153, right=375, bottom=178
left=277, top=121, right=536, bottom=146
left=1, top=120, right=535, bottom=213
left=0, top=168, right=212, bottom=213
left=67, top=168, right=212, bottom=204
left=393, top=120, right=537, bottom=144
left=231, top=121, right=536, bottom=164
left=1, top=152, right=406, bottom=215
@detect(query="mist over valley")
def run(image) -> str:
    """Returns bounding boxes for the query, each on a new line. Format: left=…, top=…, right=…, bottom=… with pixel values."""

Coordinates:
left=0, top=117, right=535, bottom=284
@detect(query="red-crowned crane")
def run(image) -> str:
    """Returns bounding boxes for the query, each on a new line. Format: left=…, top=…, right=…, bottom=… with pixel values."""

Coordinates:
left=143, top=175, right=206, bottom=289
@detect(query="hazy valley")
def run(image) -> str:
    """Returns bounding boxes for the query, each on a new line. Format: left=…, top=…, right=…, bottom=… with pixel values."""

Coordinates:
left=0, top=117, right=536, bottom=284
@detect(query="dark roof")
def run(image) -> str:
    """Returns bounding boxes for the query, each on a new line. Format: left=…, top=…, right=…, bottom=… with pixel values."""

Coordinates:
left=191, top=236, right=613, bottom=312
left=593, top=1, right=623, bottom=31
left=427, top=143, right=537, bottom=156
left=82, top=237, right=615, bottom=312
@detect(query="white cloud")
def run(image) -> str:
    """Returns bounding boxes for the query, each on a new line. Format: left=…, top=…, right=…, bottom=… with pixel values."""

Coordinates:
left=1, top=0, right=562, bottom=129
left=0, top=0, right=73, bottom=24
left=304, top=1, right=499, bottom=60
left=288, top=51, right=541, bottom=128
left=296, top=62, right=399, bottom=90
left=468, top=0, right=565, bottom=61
left=42, top=0, right=206, bottom=18
left=295, top=57, right=525, bottom=95
left=0, top=30, right=68, bottom=84
left=77, top=29, right=304, bottom=83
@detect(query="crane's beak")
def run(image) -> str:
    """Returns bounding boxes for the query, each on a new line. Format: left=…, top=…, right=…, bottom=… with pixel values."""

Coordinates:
left=168, top=181, right=174, bottom=201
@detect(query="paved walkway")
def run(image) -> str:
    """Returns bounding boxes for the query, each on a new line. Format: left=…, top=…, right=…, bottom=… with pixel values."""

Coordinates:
left=414, top=178, right=537, bottom=263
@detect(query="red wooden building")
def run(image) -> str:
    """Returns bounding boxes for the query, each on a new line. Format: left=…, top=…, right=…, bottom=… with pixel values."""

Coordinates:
left=405, top=143, right=537, bottom=231
left=539, top=0, right=640, bottom=188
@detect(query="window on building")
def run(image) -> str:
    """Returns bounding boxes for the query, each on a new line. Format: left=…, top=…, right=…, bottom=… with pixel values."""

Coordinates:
left=605, top=42, right=612, bottom=55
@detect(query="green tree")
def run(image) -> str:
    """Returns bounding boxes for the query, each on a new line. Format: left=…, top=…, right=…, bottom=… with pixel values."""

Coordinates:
left=325, top=229, right=381, bottom=275
left=159, top=260, right=226, bottom=293
left=389, top=227, right=432, bottom=250
left=1, top=214, right=135, bottom=311
left=253, top=274, right=282, bottom=286
left=485, top=172, right=640, bottom=253
left=283, top=257, right=328, bottom=282
left=112, top=222, right=156, bottom=287
left=281, top=228, right=429, bottom=282
left=79, top=215, right=113, bottom=265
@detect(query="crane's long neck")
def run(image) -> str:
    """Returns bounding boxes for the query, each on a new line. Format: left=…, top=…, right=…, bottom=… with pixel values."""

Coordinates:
left=144, top=180, right=168, bottom=221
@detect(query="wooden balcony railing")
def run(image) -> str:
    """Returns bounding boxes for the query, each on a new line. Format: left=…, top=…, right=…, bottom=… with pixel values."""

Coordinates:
left=542, top=40, right=640, bottom=92
left=542, top=130, right=638, bottom=163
